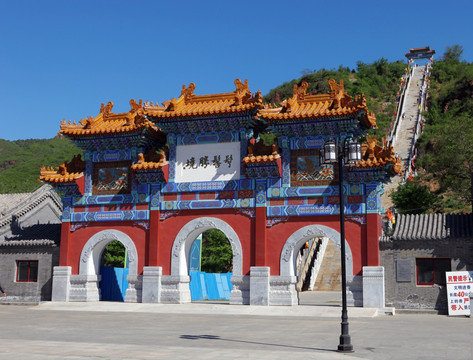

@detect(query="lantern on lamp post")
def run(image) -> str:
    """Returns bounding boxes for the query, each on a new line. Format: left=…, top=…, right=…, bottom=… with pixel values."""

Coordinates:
left=320, top=136, right=361, bottom=353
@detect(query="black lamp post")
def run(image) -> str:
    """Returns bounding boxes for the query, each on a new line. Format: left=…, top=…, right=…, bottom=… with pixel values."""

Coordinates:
left=320, top=136, right=361, bottom=353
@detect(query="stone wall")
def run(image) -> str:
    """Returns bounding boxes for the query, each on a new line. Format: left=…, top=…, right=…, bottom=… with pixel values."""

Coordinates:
left=380, top=238, right=473, bottom=313
left=0, top=246, right=59, bottom=302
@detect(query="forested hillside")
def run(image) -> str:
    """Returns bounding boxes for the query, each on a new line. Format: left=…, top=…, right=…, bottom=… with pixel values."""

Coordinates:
left=0, top=137, right=80, bottom=193
left=415, top=45, right=473, bottom=212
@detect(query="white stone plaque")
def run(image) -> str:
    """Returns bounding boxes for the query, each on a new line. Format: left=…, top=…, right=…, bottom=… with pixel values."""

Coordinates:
left=175, top=142, right=240, bottom=183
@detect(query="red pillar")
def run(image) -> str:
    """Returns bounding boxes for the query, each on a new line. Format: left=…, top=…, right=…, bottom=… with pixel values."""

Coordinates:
left=366, top=213, right=382, bottom=266
left=254, top=207, right=267, bottom=266
left=59, top=221, right=71, bottom=266
left=148, top=209, right=160, bottom=266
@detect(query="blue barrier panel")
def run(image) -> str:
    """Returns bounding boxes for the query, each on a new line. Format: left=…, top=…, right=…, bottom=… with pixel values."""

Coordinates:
left=200, top=272, right=208, bottom=299
left=219, top=273, right=232, bottom=299
left=189, top=271, right=203, bottom=301
left=215, top=274, right=225, bottom=298
left=205, top=273, right=219, bottom=300
left=100, top=267, right=129, bottom=302
left=189, top=271, right=233, bottom=301
left=116, top=267, right=129, bottom=301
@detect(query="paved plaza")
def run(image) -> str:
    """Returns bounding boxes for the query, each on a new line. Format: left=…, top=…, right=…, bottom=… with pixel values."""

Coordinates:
left=0, top=293, right=472, bottom=360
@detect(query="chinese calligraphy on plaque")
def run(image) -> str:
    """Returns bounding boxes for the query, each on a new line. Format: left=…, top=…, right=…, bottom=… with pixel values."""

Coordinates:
left=183, top=154, right=233, bottom=170
left=175, top=142, right=240, bottom=183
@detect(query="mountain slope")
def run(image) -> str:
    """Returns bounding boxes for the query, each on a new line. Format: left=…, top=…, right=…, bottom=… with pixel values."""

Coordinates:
left=0, top=137, right=81, bottom=193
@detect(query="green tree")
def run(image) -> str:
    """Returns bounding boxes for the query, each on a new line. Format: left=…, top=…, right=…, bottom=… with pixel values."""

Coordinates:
left=102, top=241, right=126, bottom=268
left=430, top=115, right=473, bottom=206
left=441, top=45, right=463, bottom=62
left=390, top=180, right=438, bottom=214
left=201, top=229, right=233, bottom=273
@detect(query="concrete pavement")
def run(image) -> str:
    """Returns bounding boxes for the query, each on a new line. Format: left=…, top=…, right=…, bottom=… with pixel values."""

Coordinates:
left=1, top=292, right=472, bottom=360
left=32, top=291, right=380, bottom=318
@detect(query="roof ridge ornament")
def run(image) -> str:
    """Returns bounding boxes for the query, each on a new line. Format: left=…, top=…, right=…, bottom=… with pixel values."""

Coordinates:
left=281, top=81, right=309, bottom=113
left=294, top=81, right=309, bottom=101
left=136, top=146, right=168, bottom=165
left=81, top=116, right=97, bottom=129
left=235, top=78, right=249, bottom=92
left=181, top=83, right=196, bottom=101
left=100, top=101, right=114, bottom=116
left=129, top=99, right=143, bottom=112
left=328, top=79, right=346, bottom=109
left=58, top=154, right=85, bottom=176
left=356, top=135, right=402, bottom=175
left=125, top=99, right=146, bottom=127
left=163, top=83, right=195, bottom=111
left=234, top=79, right=250, bottom=106
left=365, top=134, right=377, bottom=159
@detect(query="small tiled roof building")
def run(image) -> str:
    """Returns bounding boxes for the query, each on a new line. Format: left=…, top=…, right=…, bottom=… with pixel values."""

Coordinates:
left=0, top=185, right=62, bottom=303
left=380, top=213, right=473, bottom=313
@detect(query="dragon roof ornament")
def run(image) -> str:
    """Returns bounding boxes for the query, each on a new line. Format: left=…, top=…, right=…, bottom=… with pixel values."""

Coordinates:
left=59, top=99, right=159, bottom=137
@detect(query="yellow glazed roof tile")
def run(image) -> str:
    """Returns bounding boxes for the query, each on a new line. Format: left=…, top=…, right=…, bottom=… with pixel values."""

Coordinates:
left=242, top=154, right=281, bottom=164
left=258, top=79, right=377, bottom=129
left=39, top=155, right=85, bottom=184
left=130, top=148, right=168, bottom=171
left=60, top=100, right=160, bottom=137
left=144, top=79, right=263, bottom=118
left=242, top=139, right=280, bottom=164
left=356, top=135, right=402, bottom=175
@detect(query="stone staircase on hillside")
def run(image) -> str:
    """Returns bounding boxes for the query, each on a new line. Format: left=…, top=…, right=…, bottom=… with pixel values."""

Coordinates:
left=311, top=240, right=341, bottom=291
left=382, top=65, right=426, bottom=210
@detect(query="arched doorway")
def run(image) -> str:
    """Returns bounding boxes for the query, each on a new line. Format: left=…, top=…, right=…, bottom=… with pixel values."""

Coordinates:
left=189, top=228, right=234, bottom=302
left=280, top=224, right=353, bottom=305
left=100, top=240, right=129, bottom=301
left=78, top=229, right=138, bottom=302
left=170, top=217, right=243, bottom=304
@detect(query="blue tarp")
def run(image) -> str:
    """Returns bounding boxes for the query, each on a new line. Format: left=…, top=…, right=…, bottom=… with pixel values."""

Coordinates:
left=189, top=271, right=232, bottom=301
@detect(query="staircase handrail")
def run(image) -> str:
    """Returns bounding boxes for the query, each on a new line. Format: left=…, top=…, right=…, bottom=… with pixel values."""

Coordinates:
left=389, top=66, right=412, bottom=147
left=405, top=64, right=431, bottom=179
left=296, top=238, right=320, bottom=292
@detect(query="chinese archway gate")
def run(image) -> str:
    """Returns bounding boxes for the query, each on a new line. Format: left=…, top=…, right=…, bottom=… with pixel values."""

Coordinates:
left=41, top=78, right=401, bottom=306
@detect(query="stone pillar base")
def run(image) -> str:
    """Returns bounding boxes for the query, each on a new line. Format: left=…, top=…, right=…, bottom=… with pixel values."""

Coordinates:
left=125, top=275, right=142, bottom=303
left=230, top=275, right=249, bottom=305
left=69, top=275, right=100, bottom=301
left=362, top=266, right=385, bottom=308
left=269, top=276, right=298, bottom=305
left=347, top=275, right=363, bottom=307
left=52, top=266, right=71, bottom=302
left=142, top=267, right=162, bottom=303
left=250, top=266, right=270, bottom=305
left=160, top=275, right=191, bottom=303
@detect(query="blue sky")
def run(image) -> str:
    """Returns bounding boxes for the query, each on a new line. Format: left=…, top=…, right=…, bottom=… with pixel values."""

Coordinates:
left=1, top=0, right=472, bottom=141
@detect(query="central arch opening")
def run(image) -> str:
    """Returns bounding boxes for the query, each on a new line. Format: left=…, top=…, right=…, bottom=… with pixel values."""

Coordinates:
left=296, top=237, right=341, bottom=292
left=189, top=229, right=233, bottom=303
left=171, top=217, right=243, bottom=304
left=99, top=240, right=129, bottom=302
left=280, top=225, right=353, bottom=306
left=295, top=237, right=342, bottom=306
